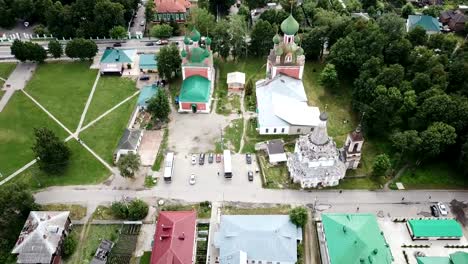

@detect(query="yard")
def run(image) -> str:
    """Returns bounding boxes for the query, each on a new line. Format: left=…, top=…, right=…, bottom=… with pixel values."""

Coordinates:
left=25, top=62, right=98, bottom=131
left=40, top=203, right=87, bottom=220
left=139, top=252, right=152, bottom=264
left=0, top=62, right=16, bottom=83
left=65, top=224, right=121, bottom=264
left=220, top=118, right=244, bottom=153
left=0, top=92, right=68, bottom=177
left=222, top=204, right=291, bottom=215
left=83, top=76, right=137, bottom=125
left=258, top=153, right=300, bottom=189
left=8, top=139, right=110, bottom=190
left=398, top=162, right=468, bottom=189
left=80, top=97, right=138, bottom=164
left=160, top=201, right=212, bottom=219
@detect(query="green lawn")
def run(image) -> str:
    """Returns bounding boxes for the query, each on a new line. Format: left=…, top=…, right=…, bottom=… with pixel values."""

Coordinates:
left=25, top=62, right=98, bottom=131
left=41, top=204, right=87, bottom=220
left=140, top=252, right=152, bottom=264
left=222, top=204, right=291, bottom=215
left=92, top=205, right=118, bottom=220
left=0, top=92, right=68, bottom=177
left=222, top=118, right=244, bottom=153
left=83, top=76, right=137, bottom=125
left=8, top=139, right=110, bottom=190
left=0, top=63, right=16, bottom=83
left=258, top=154, right=300, bottom=189
left=160, top=202, right=212, bottom=219
left=80, top=97, right=137, bottom=164
left=398, top=162, right=468, bottom=189
left=216, top=58, right=265, bottom=115
left=65, top=224, right=121, bottom=264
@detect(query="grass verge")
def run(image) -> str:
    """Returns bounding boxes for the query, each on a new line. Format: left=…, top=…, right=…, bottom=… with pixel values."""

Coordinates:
left=152, top=128, right=169, bottom=171
left=0, top=62, right=16, bottom=83
left=92, top=205, right=118, bottom=220
left=222, top=204, right=291, bottom=215
left=398, top=162, right=468, bottom=189
left=258, top=154, right=300, bottom=189
left=222, top=118, right=243, bottom=153
left=41, top=204, right=87, bottom=220
left=144, top=176, right=158, bottom=188
left=160, top=202, right=212, bottom=219
left=139, top=252, right=152, bottom=264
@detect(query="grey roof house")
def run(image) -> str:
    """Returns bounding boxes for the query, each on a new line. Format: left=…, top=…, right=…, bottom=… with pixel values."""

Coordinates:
left=114, top=128, right=143, bottom=163
left=11, top=211, right=71, bottom=264
left=214, top=215, right=302, bottom=264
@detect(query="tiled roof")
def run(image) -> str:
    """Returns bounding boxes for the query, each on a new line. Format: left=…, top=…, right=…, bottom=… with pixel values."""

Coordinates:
left=155, top=0, right=190, bottom=13
left=150, top=211, right=196, bottom=264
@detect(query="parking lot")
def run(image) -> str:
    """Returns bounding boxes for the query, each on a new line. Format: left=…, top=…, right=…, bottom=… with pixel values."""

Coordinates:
left=155, top=153, right=263, bottom=196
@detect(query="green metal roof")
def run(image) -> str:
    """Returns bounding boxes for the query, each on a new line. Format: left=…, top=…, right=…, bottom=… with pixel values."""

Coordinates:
left=139, top=54, right=157, bottom=70
left=408, top=15, right=440, bottom=32
left=190, top=28, right=201, bottom=41
left=322, top=214, right=393, bottom=264
left=408, top=219, right=463, bottom=238
left=450, top=251, right=468, bottom=264
left=189, top=47, right=209, bottom=63
left=100, top=49, right=136, bottom=63
left=281, top=15, right=299, bottom=35
left=417, top=257, right=452, bottom=264
left=179, top=75, right=210, bottom=102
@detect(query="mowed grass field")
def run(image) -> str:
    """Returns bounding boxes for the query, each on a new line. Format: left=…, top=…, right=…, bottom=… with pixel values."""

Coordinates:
left=0, top=92, right=68, bottom=176
left=83, top=76, right=137, bottom=125
left=0, top=63, right=16, bottom=84
left=25, top=62, right=97, bottom=131
left=80, top=97, right=138, bottom=164
left=8, top=139, right=109, bottom=190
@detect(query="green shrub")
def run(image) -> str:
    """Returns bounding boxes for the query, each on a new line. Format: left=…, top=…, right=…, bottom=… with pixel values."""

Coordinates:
left=289, top=207, right=308, bottom=227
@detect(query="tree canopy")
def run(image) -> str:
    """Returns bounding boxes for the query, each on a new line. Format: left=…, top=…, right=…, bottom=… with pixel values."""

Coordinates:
left=32, top=127, right=71, bottom=174
left=11, top=40, right=47, bottom=63
left=117, top=153, right=141, bottom=177
left=150, top=24, right=173, bottom=39
left=147, top=90, right=171, bottom=121
left=65, top=38, right=98, bottom=60
left=289, top=207, right=308, bottom=227
left=157, top=44, right=181, bottom=80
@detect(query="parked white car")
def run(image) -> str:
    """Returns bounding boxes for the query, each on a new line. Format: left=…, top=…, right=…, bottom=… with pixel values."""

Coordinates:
left=189, top=174, right=196, bottom=185
left=437, top=202, right=448, bottom=216
left=191, top=154, right=197, bottom=165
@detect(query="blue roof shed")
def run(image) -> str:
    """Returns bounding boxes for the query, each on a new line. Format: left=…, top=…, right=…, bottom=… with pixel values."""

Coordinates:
left=139, top=54, right=158, bottom=70
left=137, top=85, right=158, bottom=108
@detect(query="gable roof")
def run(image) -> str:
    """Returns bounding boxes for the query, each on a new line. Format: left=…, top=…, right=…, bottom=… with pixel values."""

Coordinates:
left=179, top=75, right=211, bottom=103
left=155, top=0, right=190, bottom=13
left=140, top=54, right=158, bottom=70
left=115, top=129, right=142, bottom=152
left=408, top=219, right=463, bottom=238
left=12, top=211, right=70, bottom=264
left=150, top=211, right=197, bottom=264
left=407, top=15, right=441, bottom=32
left=417, top=252, right=468, bottom=264
left=321, top=213, right=393, bottom=264
left=256, top=74, right=320, bottom=128
left=214, top=215, right=302, bottom=263
left=227, top=72, right=246, bottom=85
left=138, top=85, right=159, bottom=108
left=100, top=49, right=136, bottom=64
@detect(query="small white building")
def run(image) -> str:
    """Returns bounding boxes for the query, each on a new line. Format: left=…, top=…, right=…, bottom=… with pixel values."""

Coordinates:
left=266, top=139, right=287, bottom=164
left=287, top=112, right=347, bottom=188
left=114, top=128, right=143, bottom=163
left=227, top=71, right=246, bottom=90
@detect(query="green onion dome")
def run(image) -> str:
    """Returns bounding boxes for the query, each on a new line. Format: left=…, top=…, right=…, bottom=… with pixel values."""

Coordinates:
left=296, top=47, right=304, bottom=56
left=189, top=47, right=206, bottom=63
left=275, top=47, right=283, bottom=56
left=205, top=36, right=212, bottom=45
left=190, top=28, right=201, bottom=42
left=181, top=49, right=187, bottom=57
left=273, top=34, right=280, bottom=44
left=294, top=35, right=301, bottom=44
left=280, top=15, right=299, bottom=35
left=184, top=36, right=190, bottom=45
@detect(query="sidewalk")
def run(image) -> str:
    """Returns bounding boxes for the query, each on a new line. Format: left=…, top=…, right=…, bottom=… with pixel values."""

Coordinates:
left=0, top=62, right=36, bottom=112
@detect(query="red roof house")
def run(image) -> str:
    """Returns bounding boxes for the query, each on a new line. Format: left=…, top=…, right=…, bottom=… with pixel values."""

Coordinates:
left=153, top=0, right=191, bottom=23
left=150, top=211, right=197, bottom=264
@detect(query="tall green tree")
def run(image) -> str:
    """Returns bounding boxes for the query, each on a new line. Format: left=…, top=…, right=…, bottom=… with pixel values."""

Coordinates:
left=117, top=153, right=141, bottom=177
left=372, top=154, right=391, bottom=176
left=150, top=24, right=173, bottom=39
left=0, top=0, right=16, bottom=28
left=147, top=90, right=171, bottom=121
left=109, top=25, right=127, bottom=39
left=187, top=8, right=215, bottom=36
left=319, top=63, right=339, bottom=89
left=144, top=0, right=155, bottom=22
left=229, top=14, right=248, bottom=60
left=65, top=38, right=98, bottom=60
left=211, top=19, right=231, bottom=59
left=32, top=127, right=71, bottom=174
left=390, top=130, right=421, bottom=159
left=0, top=183, right=39, bottom=263
left=11, top=40, right=47, bottom=63
left=48, top=39, right=63, bottom=58
left=420, top=122, right=457, bottom=158
left=401, top=3, right=415, bottom=19
left=157, top=44, right=181, bottom=80
left=93, top=0, right=125, bottom=37
left=289, top=207, right=308, bottom=227
left=249, top=19, right=274, bottom=56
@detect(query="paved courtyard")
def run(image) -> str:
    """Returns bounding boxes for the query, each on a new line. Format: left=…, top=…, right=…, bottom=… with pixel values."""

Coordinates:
left=138, top=130, right=163, bottom=166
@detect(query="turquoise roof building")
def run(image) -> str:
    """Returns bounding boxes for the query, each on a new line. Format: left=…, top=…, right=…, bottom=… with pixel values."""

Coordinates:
left=407, top=219, right=463, bottom=239
left=214, top=215, right=302, bottom=264
left=179, top=75, right=210, bottom=103
left=406, top=15, right=441, bottom=34
left=417, top=252, right=468, bottom=264
left=137, top=85, right=158, bottom=108
left=100, top=49, right=136, bottom=63
left=139, top=54, right=157, bottom=71
left=321, top=213, right=393, bottom=264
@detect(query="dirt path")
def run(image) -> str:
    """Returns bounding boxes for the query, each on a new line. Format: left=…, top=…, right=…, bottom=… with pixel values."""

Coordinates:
left=383, top=164, right=409, bottom=191
left=304, top=209, right=320, bottom=264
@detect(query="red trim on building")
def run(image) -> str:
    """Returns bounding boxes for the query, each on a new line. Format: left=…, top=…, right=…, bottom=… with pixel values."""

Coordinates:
left=181, top=102, right=207, bottom=111
left=184, top=68, right=209, bottom=79
left=275, top=67, right=300, bottom=79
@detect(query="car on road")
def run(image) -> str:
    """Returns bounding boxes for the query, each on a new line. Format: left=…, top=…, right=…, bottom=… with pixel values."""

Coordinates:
left=140, top=20, right=145, bottom=26
left=208, top=153, right=214, bottom=163
left=156, top=39, right=169, bottom=45
left=216, top=153, right=222, bottom=163
left=246, top=153, right=252, bottom=164
left=113, top=42, right=122, bottom=47
left=191, top=154, right=197, bottom=165
left=248, top=171, right=253, bottom=181
left=430, top=205, right=439, bottom=217
left=145, top=42, right=154, bottom=46
left=437, top=202, right=448, bottom=216
left=189, top=174, right=196, bottom=185
left=199, top=153, right=205, bottom=165
left=139, top=75, right=150, bottom=81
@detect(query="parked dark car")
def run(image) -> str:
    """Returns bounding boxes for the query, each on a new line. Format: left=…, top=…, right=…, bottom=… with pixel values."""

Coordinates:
left=139, top=75, right=150, bottom=81
left=430, top=205, right=440, bottom=217
left=199, top=153, right=205, bottom=165
left=246, top=153, right=252, bottom=164
left=248, top=171, right=253, bottom=181
left=113, top=42, right=122, bottom=47
left=145, top=42, right=155, bottom=46
left=216, top=153, right=222, bottom=163
left=208, top=153, right=214, bottom=163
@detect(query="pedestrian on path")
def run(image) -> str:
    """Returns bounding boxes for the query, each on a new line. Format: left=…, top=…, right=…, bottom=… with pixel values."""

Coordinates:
left=356, top=206, right=359, bottom=212
left=429, top=195, right=431, bottom=200
left=402, top=197, right=405, bottom=201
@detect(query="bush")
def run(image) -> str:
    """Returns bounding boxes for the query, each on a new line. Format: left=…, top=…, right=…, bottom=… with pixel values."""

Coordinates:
left=111, top=199, right=149, bottom=220
left=62, top=233, right=78, bottom=258
left=289, top=207, right=308, bottom=227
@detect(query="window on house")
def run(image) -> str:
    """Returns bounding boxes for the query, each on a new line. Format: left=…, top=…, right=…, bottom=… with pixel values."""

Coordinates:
left=285, top=55, right=292, bottom=63
left=265, top=129, right=269, bottom=133
left=310, top=127, right=314, bottom=132
left=297, top=128, right=301, bottom=133
left=353, top=143, right=359, bottom=152
left=281, top=128, right=285, bottom=133
left=273, top=128, right=277, bottom=133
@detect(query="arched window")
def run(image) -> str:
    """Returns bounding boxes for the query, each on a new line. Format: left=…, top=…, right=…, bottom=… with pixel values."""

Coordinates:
left=285, top=54, right=292, bottom=63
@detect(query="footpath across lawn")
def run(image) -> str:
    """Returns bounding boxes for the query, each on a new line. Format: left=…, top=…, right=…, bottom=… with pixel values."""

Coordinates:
left=0, top=92, right=68, bottom=177
left=8, top=139, right=110, bottom=190
left=83, top=76, right=137, bottom=125
left=80, top=97, right=137, bottom=164
left=25, top=62, right=98, bottom=131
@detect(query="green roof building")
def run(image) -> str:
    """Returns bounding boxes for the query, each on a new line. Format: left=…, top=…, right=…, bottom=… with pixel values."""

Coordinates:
left=321, top=213, right=393, bottom=264
left=139, top=54, right=157, bottom=71
left=417, top=252, right=468, bottom=264
left=100, top=49, right=137, bottom=75
left=406, top=15, right=441, bottom=34
left=179, top=75, right=210, bottom=103
left=407, top=219, right=463, bottom=239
